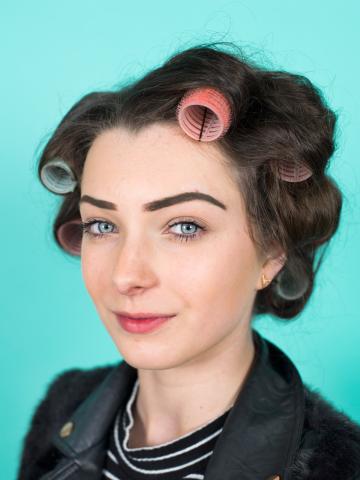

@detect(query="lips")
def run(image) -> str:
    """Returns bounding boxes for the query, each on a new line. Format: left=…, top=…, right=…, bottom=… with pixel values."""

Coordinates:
left=115, top=311, right=175, bottom=319
left=115, top=313, right=175, bottom=334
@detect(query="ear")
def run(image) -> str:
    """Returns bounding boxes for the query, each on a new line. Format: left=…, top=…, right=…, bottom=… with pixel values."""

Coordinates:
left=256, top=246, right=287, bottom=290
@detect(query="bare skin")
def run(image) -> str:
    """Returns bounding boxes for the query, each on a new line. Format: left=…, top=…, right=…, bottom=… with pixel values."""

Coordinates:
left=79, top=123, right=285, bottom=447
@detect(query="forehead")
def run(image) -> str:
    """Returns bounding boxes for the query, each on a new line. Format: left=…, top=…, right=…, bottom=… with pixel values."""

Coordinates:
left=81, top=124, right=243, bottom=208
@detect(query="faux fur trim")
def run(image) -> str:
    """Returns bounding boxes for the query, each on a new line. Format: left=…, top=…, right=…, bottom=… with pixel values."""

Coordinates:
left=17, top=364, right=114, bottom=480
left=288, top=382, right=360, bottom=480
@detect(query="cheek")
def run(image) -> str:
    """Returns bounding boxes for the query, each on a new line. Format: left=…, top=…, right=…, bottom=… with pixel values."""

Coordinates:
left=166, top=233, right=260, bottom=345
left=174, top=232, right=260, bottom=310
left=80, top=245, right=112, bottom=300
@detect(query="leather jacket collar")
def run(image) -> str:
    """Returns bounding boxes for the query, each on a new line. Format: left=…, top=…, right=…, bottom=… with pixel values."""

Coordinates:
left=41, top=328, right=305, bottom=480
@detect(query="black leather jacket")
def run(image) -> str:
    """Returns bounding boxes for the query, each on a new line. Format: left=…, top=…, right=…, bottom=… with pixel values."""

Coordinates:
left=17, top=329, right=360, bottom=480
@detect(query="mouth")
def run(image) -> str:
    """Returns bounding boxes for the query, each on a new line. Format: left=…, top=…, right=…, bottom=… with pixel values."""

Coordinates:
left=115, top=313, right=176, bottom=334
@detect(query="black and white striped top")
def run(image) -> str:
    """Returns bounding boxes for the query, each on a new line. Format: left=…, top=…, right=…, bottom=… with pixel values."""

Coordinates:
left=102, top=378, right=232, bottom=480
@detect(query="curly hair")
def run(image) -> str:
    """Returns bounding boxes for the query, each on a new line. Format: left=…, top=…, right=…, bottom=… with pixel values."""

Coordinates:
left=37, top=41, right=343, bottom=320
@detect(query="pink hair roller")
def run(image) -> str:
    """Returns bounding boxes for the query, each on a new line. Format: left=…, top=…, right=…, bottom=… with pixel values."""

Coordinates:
left=56, top=219, right=82, bottom=256
left=277, top=159, right=313, bottom=183
left=176, top=87, right=232, bottom=142
left=176, top=86, right=312, bottom=182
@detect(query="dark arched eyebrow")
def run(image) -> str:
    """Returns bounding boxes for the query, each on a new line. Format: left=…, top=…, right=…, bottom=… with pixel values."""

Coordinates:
left=79, top=191, right=227, bottom=212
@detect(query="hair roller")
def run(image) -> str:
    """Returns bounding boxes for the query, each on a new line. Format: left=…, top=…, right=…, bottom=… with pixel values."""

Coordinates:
left=56, top=219, right=82, bottom=256
left=273, top=265, right=310, bottom=300
left=277, top=159, right=313, bottom=183
left=176, top=87, right=232, bottom=142
left=40, top=158, right=78, bottom=194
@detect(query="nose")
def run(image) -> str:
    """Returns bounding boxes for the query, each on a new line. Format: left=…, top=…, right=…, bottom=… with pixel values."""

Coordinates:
left=111, top=235, right=157, bottom=295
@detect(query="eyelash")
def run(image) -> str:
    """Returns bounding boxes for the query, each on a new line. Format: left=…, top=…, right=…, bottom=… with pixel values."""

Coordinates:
left=80, top=218, right=206, bottom=243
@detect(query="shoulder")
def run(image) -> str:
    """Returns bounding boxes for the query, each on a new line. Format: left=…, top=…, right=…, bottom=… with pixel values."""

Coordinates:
left=17, top=362, right=116, bottom=480
left=289, top=383, right=360, bottom=480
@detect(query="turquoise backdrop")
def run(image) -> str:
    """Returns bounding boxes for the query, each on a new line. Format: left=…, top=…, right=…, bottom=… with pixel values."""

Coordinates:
left=2, top=1, right=359, bottom=478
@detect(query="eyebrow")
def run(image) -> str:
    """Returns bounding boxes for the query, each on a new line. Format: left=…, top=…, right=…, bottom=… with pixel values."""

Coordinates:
left=79, top=191, right=227, bottom=212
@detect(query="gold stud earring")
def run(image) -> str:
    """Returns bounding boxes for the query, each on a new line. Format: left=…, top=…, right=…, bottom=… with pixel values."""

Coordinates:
left=261, top=273, right=271, bottom=289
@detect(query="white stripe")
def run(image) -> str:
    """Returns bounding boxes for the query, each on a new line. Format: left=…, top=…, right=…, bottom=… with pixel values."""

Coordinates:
left=107, top=449, right=119, bottom=464
left=130, top=428, right=222, bottom=461
left=102, top=469, right=121, bottom=480
left=183, top=475, right=205, bottom=479
left=116, top=423, right=214, bottom=476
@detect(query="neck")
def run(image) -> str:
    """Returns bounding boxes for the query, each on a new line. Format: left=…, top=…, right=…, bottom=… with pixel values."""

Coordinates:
left=132, top=324, right=255, bottom=446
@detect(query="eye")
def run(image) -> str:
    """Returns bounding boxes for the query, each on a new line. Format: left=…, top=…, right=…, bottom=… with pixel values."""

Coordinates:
left=81, top=219, right=115, bottom=238
left=167, top=220, right=206, bottom=243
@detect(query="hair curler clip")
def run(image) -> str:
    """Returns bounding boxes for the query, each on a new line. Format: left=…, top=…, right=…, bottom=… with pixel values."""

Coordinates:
left=176, top=87, right=232, bottom=142
left=40, top=158, right=78, bottom=194
left=56, top=219, right=82, bottom=256
left=277, top=159, right=313, bottom=183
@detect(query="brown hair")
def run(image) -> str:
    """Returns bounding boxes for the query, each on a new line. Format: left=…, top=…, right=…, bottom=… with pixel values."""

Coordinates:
left=37, top=42, right=343, bottom=320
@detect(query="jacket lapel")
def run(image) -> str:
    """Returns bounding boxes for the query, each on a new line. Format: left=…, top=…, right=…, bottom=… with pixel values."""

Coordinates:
left=44, top=328, right=305, bottom=480
left=41, top=360, right=137, bottom=479
left=203, top=329, right=305, bottom=480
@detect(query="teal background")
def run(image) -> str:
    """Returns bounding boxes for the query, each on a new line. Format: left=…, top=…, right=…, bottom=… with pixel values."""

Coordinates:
left=2, top=1, right=360, bottom=478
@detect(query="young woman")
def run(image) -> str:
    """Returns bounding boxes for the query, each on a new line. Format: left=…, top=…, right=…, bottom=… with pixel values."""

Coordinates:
left=17, top=43, right=360, bottom=480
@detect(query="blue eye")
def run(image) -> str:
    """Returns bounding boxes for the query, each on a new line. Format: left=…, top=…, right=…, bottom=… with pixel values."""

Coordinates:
left=81, top=220, right=114, bottom=238
left=168, top=221, right=205, bottom=242
left=80, top=218, right=206, bottom=243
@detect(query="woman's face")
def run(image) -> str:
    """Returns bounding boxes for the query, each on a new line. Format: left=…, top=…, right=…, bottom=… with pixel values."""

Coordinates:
left=79, top=124, right=283, bottom=370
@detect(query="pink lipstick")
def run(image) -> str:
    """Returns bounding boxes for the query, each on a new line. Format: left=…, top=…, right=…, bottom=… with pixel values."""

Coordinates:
left=115, top=314, right=175, bottom=334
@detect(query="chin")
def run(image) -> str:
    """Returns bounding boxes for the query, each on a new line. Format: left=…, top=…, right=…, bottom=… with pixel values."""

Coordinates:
left=115, top=342, right=192, bottom=371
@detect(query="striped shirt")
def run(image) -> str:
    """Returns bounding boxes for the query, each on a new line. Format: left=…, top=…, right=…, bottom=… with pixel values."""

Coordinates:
left=102, top=378, right=232, bottom=480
